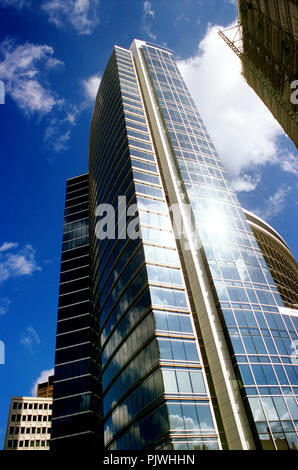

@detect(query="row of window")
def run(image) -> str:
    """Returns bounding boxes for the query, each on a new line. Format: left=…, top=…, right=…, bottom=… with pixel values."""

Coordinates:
left=104, top=368, right=164, bottom=442
left=103, top=339, right=159, bottom=415
left=7, top=439, right=50, bottom=449
left=102, top=313, right=155, bottom=389
left=12, top=402, right=52, bottom=410
left=238, top=363, right=298, bottom=388
left=9, top=426, right=51, bottom=435
left=226, top=307, right=296, bottom=332
left=11, top=414, right=51, bottom=422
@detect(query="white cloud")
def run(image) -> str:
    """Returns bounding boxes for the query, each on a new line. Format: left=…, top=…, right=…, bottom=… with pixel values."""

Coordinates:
left=0, top=38, right=63, bottom=115
left=31, top=368, right=54, bottom=396
left=82, top=73, right=101, bottom=102
left=232, top=172, right=262, bottom=192
left=254, top=185, right=292, bottom=221
left=279, top=152, right=298, bottom=177
left=0, top=37, right=82, bottom=153
left=42, top=0, right=100, bottom=35
left=177, top=22, right=292, bottom=191
left=0, top=243, right=41, bottom=283
left=20, top=326, right=41, bottom=352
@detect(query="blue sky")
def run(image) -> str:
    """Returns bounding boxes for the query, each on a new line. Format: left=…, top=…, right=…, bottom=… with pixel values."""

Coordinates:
left=0, top=0, right=297, bottom=448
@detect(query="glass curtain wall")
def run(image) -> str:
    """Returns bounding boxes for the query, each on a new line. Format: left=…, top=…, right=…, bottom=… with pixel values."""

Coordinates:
left=136, top=42, right=298, bottom=451
left=51, top=174, right=101, bottom=450
left=89, top=46, right=222, bottom=450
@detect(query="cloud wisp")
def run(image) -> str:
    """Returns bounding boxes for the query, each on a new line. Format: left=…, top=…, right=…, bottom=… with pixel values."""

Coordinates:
left=142, top=1, right=156, bottom=41
left=254, top=185, right=292, bottom=222
left=0, top=0, right=31, bottom=9
left=0, top=297, right=11, bottom=316
left=20, top=325, right=41, bottom=353
left=42, top=0, right=100, bottom=35
left=0, top=242, right=41, bottom=283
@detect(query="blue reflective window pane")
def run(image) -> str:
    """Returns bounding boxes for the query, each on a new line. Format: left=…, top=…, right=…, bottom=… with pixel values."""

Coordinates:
left=285, top=397, right=298, bottom=420
left=252, top=365, right=267, bottom=385
left=154, top=311, right=167, bottom=330
left=181, top=404, right=200, bottom=430
left=275, top=365, right=289, bottom=385
left=172, top=341, right=186, bottom=361
left=230, top=334, right=245, bottom=354
left=253, top=336, right=267, bottom=354
left=167, top=314, right=180, bottom=332
left=158, top=340, right=172, bottom=360
left=189, top=370, right=206, bottom=394
left=272, top=397, right=290, bottom=421
left=239, top=364, right=255, bottom=385
left=184, top=341, right=199, bottom=362
left=176, top=371, right=192, bottom=393
left=178, top=315, right=193, bottom=333
left=243, top=336, right=256, bottom=354
left=264, top=337, right=278, bottom=355
left=197, top=405, right=214, bottom=431
left=262, top=365, right=278, bottom=385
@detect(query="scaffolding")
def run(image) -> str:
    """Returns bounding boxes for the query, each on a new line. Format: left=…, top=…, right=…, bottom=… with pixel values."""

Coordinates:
left=218, top=0, right=298, bottom=148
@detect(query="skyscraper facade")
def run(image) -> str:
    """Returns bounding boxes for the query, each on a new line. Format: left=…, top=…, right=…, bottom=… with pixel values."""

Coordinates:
left=51, top=174, right=101, bottom=451
left=52, top=39, right=298, bottom=451
left=244, top=209, right=298, bottom=310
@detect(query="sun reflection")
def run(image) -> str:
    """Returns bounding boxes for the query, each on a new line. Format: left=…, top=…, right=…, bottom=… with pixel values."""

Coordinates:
left=204, top=208, right=229, bottom=240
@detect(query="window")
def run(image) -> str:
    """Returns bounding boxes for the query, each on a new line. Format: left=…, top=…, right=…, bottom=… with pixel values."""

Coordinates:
left=162, top=369, right=178, bottom=393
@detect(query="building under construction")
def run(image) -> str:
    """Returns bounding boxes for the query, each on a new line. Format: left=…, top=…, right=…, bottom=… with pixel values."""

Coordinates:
left=219, top=0, right=298, bottom=147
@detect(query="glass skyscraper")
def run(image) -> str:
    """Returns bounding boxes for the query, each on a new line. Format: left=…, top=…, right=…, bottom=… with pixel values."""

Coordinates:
left=52, top=40, right=298, bottom=451
left=51, top=174, right=102, bottom=451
